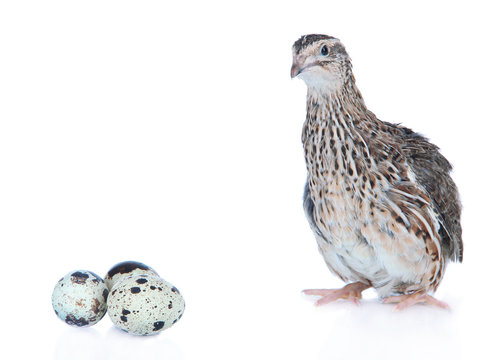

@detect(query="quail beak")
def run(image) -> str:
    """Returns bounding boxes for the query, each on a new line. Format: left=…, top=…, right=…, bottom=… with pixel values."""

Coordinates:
left=291, top=62, right=301, bottom=78
left=291, top=55, right=306, bottom=78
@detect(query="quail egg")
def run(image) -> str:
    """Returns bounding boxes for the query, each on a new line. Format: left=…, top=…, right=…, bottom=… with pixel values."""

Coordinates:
left=107, top=274, right=185, bottom=335
left=104, top=260, right=159, bottom=290
left=52, top=270, right=109, bottom=327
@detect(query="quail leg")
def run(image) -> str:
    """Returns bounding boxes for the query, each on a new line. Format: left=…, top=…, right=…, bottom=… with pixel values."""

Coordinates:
left=382, top=292, right=450, bottom=311
left=303, top=282, right=371, bottom=306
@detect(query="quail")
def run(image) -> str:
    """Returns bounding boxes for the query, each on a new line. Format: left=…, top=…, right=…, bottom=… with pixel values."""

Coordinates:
left=291, top=35, right=462, bottom=310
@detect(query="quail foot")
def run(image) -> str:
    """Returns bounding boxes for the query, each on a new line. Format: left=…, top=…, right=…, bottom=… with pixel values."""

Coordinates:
left=292, top=35, right=462, bottom=310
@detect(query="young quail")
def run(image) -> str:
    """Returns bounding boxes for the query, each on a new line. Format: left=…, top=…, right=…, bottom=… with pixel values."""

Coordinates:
left=291, top=35, right=462, bottom=310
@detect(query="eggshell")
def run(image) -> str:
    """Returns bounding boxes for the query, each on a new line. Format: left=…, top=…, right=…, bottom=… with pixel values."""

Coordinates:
left=104, top=260, right=159, bottom=290
left=52, top=270, right=109, bottom=327
left=107, top=274, right=185, bottom=335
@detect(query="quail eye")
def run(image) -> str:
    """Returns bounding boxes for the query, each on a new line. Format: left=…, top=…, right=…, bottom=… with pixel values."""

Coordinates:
left=320, top=45, right=329, bottom=56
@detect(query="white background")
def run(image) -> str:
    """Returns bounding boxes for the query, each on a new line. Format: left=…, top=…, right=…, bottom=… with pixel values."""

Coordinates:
left=1, top=1, right=503, bottom=359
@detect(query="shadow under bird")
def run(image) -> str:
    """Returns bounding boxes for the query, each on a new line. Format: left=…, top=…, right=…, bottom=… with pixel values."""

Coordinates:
left=291, top=34, right=462, bottom=310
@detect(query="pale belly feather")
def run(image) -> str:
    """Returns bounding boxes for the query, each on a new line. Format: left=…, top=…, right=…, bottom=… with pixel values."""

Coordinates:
left=309, top=173, right=434, bottom=297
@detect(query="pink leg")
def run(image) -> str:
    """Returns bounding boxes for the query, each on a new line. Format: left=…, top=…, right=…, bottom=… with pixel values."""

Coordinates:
left=303, top=282, right=371, bottom=306
left=382, top=292, right=450, bottom=311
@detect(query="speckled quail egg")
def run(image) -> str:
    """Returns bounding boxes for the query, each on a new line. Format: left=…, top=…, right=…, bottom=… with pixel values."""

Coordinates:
left=52, top=270, right=109, bottom=327
left=107, top=274, right=185, bottom=335
left=104, top=260, right=159, bottom=290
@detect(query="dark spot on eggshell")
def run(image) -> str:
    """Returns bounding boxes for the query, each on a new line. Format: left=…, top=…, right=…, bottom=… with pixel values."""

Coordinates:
left=153, top=321, right=165, bottom=331
left=136, top=278, right=148, bottom=284
left=106, top=261, right=157, bottom=278
left=71, top=272, right=89, bottom=284
left=130, top=287, right=141, bottom=294
left=120, top=316, right=128, bottom=322
left=88, top=271, right=103, bottom=281
left=150, top=286, right=156, bottom=290
left=171, top=286, right=180, bottom=294
left=65, top=314, right=89, bottom=327
left=112, top=289, right=117, bottom=296
left=122, top=309, right=130, bottom=315
left=90, top=298, right=101, bottom=314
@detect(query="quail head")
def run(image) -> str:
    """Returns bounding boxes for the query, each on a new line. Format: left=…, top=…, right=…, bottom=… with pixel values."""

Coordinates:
left=292, top=34, right=462, bottom=310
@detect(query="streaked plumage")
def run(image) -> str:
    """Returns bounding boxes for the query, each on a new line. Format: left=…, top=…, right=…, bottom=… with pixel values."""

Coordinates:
left=292, top=35, right=462, bottom=308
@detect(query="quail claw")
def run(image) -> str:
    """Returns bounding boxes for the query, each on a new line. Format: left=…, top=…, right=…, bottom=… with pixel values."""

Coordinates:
left=383, top=293, right=450, bottom=311
left=303, top=282, right=371, bottom=306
